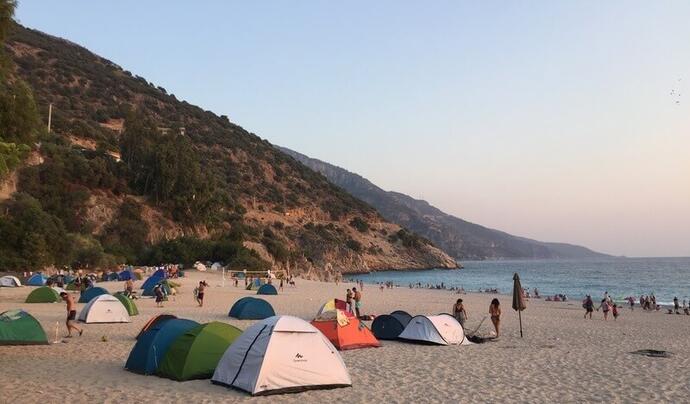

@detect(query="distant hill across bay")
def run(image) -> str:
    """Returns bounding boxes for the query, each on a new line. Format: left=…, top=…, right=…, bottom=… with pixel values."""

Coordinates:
left=279, top=147, right=609, bottom=260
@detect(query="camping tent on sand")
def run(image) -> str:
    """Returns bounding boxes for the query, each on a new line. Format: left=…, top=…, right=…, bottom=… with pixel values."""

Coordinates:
left=228, top=297, right=275, bottom=320
left=398, top=314, right=466, bottom=345
left=26, top=273, right=47, bottom=286
left=78, top=286, right=109, bottom=303
left=125, top=318, right=199, bottom=375
left=114, top=293, right=139, bottom=316
left=157, top=322, right=242, bottom=381
left=25, top=286, right=61, bottom=303
left=0, top=310, right=48, bottom=345
left=0, top=276, right=22, bottom=287
left=256, top=284, right=277, bottom=295
left=212, top=315, right=351, bottom=396
left=78, top=294, right=131, bottom=324
left=137, top=314, right=177, bottom=339
left=311, top=309, right=379, bottom=350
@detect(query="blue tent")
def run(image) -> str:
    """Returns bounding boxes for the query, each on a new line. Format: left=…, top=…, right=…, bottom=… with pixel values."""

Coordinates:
left=78, top=286, right=109, bottom=303
left=256, top=284, right=278, bottom=295
left=141, top=269, right=166, bottom=290
left=125, top=318, right=199, bottom=375
left=371, top=314, right=406, bottom=340
left=253, top=278, right=262, bottom=287
left=390, top=310, right=413, bottom=327
left=143, top=281, right=171, bottom=297
left=118, top=270, right=134, bottom=281
left=26, top=273, right=46, bottom=286
left=106, top=272, right=119, bottom=282
left=228, top=297, right=275, bottom=320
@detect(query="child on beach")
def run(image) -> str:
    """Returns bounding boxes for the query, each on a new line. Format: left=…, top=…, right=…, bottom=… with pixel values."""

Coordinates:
left=612, top=304, right=619, bottom=320
left=489, top=298, right=501, bottom=337
left=453, top=299, right=467, bottom=329
left=583, top=295, right=594, bottom=319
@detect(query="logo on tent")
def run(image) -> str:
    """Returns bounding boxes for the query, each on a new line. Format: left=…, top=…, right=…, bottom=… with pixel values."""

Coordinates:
left=294, top=353, right=306, bottom=362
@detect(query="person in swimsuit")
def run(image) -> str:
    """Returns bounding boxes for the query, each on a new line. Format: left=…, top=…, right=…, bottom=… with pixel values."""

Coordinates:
left=489, top=298, right=501, bottom=337
left=353, top=287, right=362, bottom=317
left=599, top=299, right=610, bottom=320
left=60, top=292, right=83, bottom=338
left=197, top=281, right=207, bottom=307
left=346, top=289, right=353, bottom=313
left=453, top=298, right=468, bottom=329
left=583, top=295, right=594, bottom=319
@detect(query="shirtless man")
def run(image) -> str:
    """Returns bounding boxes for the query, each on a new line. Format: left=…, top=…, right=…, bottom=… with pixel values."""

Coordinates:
left=60, top=292, right=83, bottom=337
left=197, top=281, right=207, bottom=307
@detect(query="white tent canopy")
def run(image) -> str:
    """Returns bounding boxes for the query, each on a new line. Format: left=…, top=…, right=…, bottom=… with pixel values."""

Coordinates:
left=78, top=294, right=131, bottom=324
left=398, top=314, right=466, bottom=345
left=194, top=261, right=207, bottom=272
left=0, top=276, right=22, bottom=287
left=212, top=315, right=351, bottom=396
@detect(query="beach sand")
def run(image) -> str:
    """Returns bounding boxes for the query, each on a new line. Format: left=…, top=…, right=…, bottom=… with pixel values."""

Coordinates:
left=1, top=270, right=689, bottom=403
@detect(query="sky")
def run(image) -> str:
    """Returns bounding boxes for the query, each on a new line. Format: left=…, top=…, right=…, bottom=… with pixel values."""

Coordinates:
left=15, top=1, right=690, bottom=257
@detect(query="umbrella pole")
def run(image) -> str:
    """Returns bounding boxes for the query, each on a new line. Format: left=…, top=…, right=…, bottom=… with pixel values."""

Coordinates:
left=518, top=310, right=523, bottom=338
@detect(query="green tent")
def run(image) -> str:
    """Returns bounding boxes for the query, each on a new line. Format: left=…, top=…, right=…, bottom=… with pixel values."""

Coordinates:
left=25, top=287, right=61, bottom=303
left=0, top=310, right=48, bottom=345
left=158, top=322, right=242, bottom=381
left=114, top=293, right=139, bottom=316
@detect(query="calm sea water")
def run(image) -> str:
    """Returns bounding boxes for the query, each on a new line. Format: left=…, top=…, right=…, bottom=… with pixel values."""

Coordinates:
left=354, top=257, right=690, bottom=305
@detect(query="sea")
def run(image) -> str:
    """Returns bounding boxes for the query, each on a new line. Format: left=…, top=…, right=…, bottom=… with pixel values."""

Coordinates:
left=353, top=257, right=690, bottom=306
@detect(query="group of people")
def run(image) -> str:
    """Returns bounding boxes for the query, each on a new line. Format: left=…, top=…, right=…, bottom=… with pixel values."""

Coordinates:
left=452, top=298, right=502, bottom=338
left=582, top=292, right=620, bottom=321
left=345, top=287, right=363, bottom=317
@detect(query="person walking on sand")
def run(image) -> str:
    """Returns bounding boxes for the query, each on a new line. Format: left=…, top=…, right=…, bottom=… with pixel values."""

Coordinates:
left=279, top=278, right=284, bottom=292
left=346, top=289, right=353, bottom=313
left=453, top=298, right=467, bottom=329
left=196, top=281, right=207, bottom=307
left=612, top=304, right=619, bottom=321
left=599, top=299, right=610, bottom=320
left=673, top=297, right=679, bottom=314
left=583, top=295, right=594, bottom=319
left=353, top=287, right=362, bottom=317
left=154, top=284, right=164, bottom=308
left=489, top=298, right=501, bottom=337
left=59, top=292, right=83, bottom=338
left=124, top=278, right=134, bottom=299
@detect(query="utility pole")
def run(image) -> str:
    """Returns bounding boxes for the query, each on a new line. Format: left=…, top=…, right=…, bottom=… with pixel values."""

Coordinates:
left=47, top=104, right=52, bottom=133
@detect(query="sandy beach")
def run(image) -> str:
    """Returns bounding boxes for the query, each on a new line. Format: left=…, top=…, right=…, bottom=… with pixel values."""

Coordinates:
left=1, top=269, right=689, bottom=403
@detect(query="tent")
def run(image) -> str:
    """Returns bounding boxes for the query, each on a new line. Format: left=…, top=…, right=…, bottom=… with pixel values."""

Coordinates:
left=253, top=278, right=262, bottom=288
left=143, top=280, right=171, bottom=297
left=212, top=316, right=352, bottom=396
left=0, top=276, right=22, bottom=287
left=371, top=314, right=407, bottom=340
left=228, top=297, right=275, bottom=320
left=158, top=322, right=242, bottom=381
left=194, top=262, right=207, bottom=272
left=211, top=262, right=223, bottom=271
left=141, top=269, right=166, bottom=290
left=126, top=318, right=199, bottom=375
left=25, top=286, right=61, bottom=303
left=114, top=292, right=139, bottom=316
left=103, top=272, right=119, bottom=282
left=78, top=294, right=131, bottom=323
left=311, top=310, right=380, bottom=350
left=0, top=310, right=48, bottom=345
left=78, top=286, right=109, bottom=303
left=317, top=299, right=349, bottom=316
left=137, top=314, right=177, bottom=339
left=118, top=269, right=135, bottom=281
left=398, top=314, right=465, bottom=345
left=26, top=273, right=47, bottom=286
left=390, top=310, right=413, bottom=326
left=256, top=284, right=277, bottom=295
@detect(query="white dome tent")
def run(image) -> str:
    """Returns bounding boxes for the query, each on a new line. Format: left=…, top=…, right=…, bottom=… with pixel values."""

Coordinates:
left=398, top=314, right=467, bottom=345
left=212, top=315, right=351, bottom=396
left=0, top=276, right=22, bottom=287
left=78, top=294, right=131, bottom=324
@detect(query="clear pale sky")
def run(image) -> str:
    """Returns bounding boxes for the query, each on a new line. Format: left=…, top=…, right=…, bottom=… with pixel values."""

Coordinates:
left=15, top=1, right=690, bottom=257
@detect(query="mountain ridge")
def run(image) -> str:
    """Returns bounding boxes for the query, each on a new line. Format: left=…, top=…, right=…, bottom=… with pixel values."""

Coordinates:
left=278, top=146, right=609, bottom=260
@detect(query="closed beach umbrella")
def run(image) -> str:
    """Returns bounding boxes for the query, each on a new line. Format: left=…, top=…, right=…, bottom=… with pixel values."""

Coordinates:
left=512, top=273, right=526, bottom=338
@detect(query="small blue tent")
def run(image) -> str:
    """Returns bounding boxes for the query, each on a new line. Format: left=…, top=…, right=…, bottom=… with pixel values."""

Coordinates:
left=143, top=281, right=171, bottom=297
left=228, top=297, right=275, bottom=320
left=125, top=318, right=199, bottom=375
left=372, top=314, right=406, bottom=340
left=141, top=269, right=166, bottom=290
left=390, top=310, right=413, bottom=327
left=253, top=278, right=262, bottom=287
left=118, top=270, right=134, bottom=281
left=78, top=286, right=109, bottom=303
left=106, top=272, right=119, bottom=282
left=256, top=284, right=278, bottom=295
left=26, top=273, right=47, bottom=286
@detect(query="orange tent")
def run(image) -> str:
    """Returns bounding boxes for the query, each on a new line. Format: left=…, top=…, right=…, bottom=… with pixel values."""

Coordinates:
left=311, top=310, right=380, bottom=350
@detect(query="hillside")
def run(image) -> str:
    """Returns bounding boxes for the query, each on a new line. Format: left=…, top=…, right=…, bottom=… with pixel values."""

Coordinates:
left=278, top=147, right=609, bottom=260
left=0, top=20, right=457, bottom=277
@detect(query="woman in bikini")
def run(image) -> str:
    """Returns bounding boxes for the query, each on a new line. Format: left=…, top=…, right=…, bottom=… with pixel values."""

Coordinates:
left=489, top=298, right=501, bottom=338
left=453, top=298, right=467, bottom=329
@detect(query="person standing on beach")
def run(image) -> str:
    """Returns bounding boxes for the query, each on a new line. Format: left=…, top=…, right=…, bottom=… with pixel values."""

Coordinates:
left=673, top=297, right=679, bottom=314
left=196, top=281, right=207, bottom=307
left=489, top=298, right=501, bottom=337
left=612, top=304, right=619, bottom=320
left=599, top=299, right=610, bottom=320
left=154, top=284, right=164, bottom=308
left=346, top=289, right=353, bottom=313
left=453, top=299, right=467, bottom=329
left=59, top=292, right=83, bottom=338
left=279, top=278, right=284, bottom=292
left=353, top=287, right=362, bottom=317
left=583, top=295, right=594, bottom=319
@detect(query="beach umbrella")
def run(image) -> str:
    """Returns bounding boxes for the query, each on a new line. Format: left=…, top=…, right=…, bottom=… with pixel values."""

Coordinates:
left=512, top=273, right=526, bottom=338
